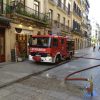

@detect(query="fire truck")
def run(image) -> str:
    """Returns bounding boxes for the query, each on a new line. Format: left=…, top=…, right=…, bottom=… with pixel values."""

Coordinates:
left=28, top=34, right=75, bottom=63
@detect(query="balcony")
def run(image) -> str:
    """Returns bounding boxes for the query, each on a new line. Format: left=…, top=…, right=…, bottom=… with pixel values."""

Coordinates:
left=71, top=28, right=83, bottom=36
left=1, top=3, right=49, bottom=25
left=49, top=0, right=69, bottom=15
left=83, top=31, right=89, bottom=38
left=61, top=23, right=71, bottom=33
left=48, top=20, right=71, bottom=33
left=49, top=0, right=57, bottom=6
left=81, top=22, right=88, bottom=29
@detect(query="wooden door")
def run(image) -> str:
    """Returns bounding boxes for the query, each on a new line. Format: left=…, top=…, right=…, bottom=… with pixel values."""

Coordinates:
left=0, top=28, right=5, bottom=62
left=16, top=34, right=27, bottom=59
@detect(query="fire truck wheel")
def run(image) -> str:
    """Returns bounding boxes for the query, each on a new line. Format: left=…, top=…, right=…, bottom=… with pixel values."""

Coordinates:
left=55, top=55, right=61, bottom=64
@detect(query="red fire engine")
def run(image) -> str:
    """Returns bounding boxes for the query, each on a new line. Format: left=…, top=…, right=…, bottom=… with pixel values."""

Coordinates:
left=28, top=34, right=75, bottom=63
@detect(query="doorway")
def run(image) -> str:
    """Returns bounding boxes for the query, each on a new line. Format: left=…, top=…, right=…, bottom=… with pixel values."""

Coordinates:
left=16, top=34, right=27, bottom=59
left=0, top=28, right=5, bottom=62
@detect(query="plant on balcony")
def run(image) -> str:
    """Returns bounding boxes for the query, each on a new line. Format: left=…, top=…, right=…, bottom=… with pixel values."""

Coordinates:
left=41, top=14, right=49, bottom=24
left=32, top=13, right=39, bottom=20
left=15, top=2, right=25, bottom=14
left=6, top=5, right=12, bottom=14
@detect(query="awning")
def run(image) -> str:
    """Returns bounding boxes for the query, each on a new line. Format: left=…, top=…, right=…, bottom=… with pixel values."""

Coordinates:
left=0, top=16, right=11, bottom=28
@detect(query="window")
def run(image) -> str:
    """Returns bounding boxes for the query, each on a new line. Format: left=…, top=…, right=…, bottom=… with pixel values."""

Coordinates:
left=30, top=37, right=50, bottom=48
left=73, top=20, right=76, bottom=30
left=58, top=0, right=61, bottom=7
left=73, top=20, right=81, bottom=31
left=68, top=20, right=70, bottom=27
left=0, top=37, right=5, bottom=55
left=63, top=0, right=66, bottom=10
left=74, top=2, right=76, bottom=11
left=34, top=0, right=39, bottom=16
left=61, top=39, right=64, bottom=44
left=0, top=0, right=3, bottom=14
left=49, top=9, right=53, bottom=20
left=52, top=38, right=58, bottom=47
left=63, top=17, right=65, bottom=26
left=68, top=3, right=70, bottom=15
left=57, top=14, right=60, bottom=27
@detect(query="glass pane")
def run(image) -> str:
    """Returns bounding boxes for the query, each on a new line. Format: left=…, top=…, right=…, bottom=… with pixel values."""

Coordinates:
left=0, top=37, right=4, bottom=55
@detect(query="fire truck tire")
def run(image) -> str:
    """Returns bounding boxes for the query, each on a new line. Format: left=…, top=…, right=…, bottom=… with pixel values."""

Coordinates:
left=55, top=55, right=61, bottom=63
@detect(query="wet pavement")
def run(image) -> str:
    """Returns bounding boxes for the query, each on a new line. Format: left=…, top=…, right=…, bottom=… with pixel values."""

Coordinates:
left=0, top=47, right=100, bottom=99
left=40, top=46, right=100, bottom=99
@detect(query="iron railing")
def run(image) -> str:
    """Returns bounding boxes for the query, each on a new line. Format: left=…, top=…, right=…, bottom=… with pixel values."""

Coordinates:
left=81, top=22, right=88, bottom=29
left=48, top=20, right=71, bottom=32
left=0, top=2, right=49, bottom=24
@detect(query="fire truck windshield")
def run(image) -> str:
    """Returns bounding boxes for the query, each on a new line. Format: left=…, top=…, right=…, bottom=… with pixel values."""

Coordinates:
left=29, top=37, right=51, bottom=48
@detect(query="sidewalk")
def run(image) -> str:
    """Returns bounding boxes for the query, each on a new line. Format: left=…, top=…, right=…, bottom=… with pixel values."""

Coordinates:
left=0, top=60, right=55, bottom=88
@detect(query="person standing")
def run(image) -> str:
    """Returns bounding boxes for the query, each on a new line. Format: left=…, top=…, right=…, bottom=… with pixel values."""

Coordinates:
left=93, top=45, right=96, bottom=52
left=98, top=46, right=100, bottom=51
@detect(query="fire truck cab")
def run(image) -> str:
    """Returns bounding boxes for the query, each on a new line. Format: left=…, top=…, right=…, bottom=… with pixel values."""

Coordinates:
left=28, top=34, right=74, bottom=63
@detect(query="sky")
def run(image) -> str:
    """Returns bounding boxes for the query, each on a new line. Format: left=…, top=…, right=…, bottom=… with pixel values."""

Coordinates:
left=89, top=0, right=100, bottom=24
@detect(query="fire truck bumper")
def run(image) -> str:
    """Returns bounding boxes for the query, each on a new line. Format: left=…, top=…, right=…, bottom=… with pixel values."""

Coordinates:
left=29, top=55, right=53, bottom=63
left=41, top=57, right=53, bottom=63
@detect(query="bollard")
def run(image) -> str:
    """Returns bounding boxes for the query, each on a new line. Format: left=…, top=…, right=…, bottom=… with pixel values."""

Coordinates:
left=86, top=79, right=93, bottom=96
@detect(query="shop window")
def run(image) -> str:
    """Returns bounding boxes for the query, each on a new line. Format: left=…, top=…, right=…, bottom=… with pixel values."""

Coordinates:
left=0, top=37, right=4, bottom=55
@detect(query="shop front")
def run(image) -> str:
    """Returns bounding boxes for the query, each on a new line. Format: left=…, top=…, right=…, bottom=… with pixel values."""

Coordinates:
left=0, top=16, right=10, bottom=62
left=16, top=34, right=27, bottom=60
left=15, top=28, right=33, bottom=61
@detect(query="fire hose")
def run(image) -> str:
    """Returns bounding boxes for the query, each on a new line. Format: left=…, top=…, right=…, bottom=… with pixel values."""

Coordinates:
left=64, top=64, right=100, bottom=96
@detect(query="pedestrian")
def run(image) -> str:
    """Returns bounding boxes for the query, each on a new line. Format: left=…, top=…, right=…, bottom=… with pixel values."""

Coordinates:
left=93, top=45, right=95, bottom=52
left=98, top=46, right=100, bottom=51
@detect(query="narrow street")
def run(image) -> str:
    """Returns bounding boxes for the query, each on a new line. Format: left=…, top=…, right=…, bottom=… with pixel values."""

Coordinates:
left=0, top=47, right=100, bottom=100
left=0, top=0, right=99, bottom=99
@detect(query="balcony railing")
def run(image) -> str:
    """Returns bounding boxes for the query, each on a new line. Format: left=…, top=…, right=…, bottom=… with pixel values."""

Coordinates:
left=73, top=11, right=82, bottom=19
left=71, top=28, right=83, bottom=36
left=81, top=22, right=88, bottom=29
left=48, top=20, right=71, bottom=32
left=0, top=3, right=49, bottom=24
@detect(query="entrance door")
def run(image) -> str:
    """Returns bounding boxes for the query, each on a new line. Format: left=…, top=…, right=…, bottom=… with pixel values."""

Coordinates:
left=16, top=34, right=27, bottom=59
left=0, top=28, right=5, bottom=62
